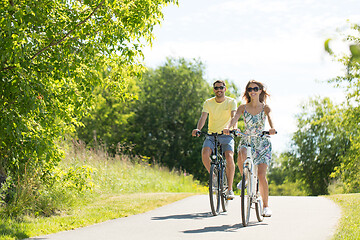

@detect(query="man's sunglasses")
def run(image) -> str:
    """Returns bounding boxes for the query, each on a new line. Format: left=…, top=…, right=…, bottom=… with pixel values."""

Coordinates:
left=214, top=86, right=225, bottom=90
left=247, top=87, right=260, bottom=92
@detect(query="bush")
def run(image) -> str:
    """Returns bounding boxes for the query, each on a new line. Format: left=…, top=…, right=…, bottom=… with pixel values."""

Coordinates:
left=269, top=180, right=307, bottom=196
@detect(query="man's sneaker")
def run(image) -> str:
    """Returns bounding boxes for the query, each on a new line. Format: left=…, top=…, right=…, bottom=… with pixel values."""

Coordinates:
left=236, top=180, right=247, bottom=189
left=263, top=207, right=272, bottom=217
left=227, top=190, right=235, bottom=200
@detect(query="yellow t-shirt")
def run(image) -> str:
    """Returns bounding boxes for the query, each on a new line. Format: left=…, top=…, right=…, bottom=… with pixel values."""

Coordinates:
left=202, top=97, right=237, bottom=134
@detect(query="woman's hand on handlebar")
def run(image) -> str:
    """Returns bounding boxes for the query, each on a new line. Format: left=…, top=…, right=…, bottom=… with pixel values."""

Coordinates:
left=269, top=128, right=277, bottom=135
left=223, top=128, right=240, bottom=135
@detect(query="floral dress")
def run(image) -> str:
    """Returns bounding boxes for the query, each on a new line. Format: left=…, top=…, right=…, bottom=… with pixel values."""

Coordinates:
left=238, top=105, right=272, bottom=165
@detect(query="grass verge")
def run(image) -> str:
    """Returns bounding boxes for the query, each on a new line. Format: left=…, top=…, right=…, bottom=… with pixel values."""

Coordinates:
left=0, top=193, right=194, bottom=240
left=0, top=142, right=206, bottom=240
left=327, top=193, right=360, bottom=240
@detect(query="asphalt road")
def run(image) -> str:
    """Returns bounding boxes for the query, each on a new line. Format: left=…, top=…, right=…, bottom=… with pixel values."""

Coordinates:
left=29, top=195, right=341, bottom=240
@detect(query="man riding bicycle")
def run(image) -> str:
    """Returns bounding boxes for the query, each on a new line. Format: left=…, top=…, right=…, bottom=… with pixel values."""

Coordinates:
left=192, top=80, right=237, bottom=200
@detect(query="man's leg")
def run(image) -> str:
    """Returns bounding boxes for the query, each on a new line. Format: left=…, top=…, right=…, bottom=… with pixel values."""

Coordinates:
left=219, top=135, right=236, bottom=199
left=202, top=147, right=212, bottom=173
left=224, top=150, right=235, bottom=191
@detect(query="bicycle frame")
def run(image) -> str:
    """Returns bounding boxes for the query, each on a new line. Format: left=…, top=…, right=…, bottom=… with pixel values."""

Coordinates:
left=237, top=131, right=269, bottom=226
left=212, top=139, right=228, bottom=212
left=196, top=131, right=230, bottom=216
left=243, top=135, right=259, bottom=201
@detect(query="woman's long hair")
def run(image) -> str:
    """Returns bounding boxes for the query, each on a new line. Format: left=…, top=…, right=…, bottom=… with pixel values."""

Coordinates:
left=243, top=80, right=270, bottom=103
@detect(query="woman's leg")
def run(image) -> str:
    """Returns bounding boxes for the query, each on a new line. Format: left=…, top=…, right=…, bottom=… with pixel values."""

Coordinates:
left=257, top=163, right=269, bottom=207
left=237, top=147, right=247, bottom=175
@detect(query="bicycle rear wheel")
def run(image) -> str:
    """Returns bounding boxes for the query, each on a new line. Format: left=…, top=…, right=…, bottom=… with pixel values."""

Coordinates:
left=241, top=169, right=251, bottom=227
left=220, top=166, right=228, bottom=212
left=209, top=164, right=220, bottom=216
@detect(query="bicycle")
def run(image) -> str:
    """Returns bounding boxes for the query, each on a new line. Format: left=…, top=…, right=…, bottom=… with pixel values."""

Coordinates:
left=235, top=130, right=276, bottom=227
left=196, top=131, right=236, bottom=216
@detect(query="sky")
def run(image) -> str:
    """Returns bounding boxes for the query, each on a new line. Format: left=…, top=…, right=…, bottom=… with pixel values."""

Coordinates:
left=142, top=0, right=360, bottom=153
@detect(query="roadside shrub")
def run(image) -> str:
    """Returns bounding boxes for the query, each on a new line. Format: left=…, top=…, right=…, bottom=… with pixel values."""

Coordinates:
left=269, top=180, right=307, bottom=196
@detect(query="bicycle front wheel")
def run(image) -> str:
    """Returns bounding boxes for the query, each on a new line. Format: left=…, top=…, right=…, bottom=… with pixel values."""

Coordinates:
left=241, top=170, right=251, bottom=227
left=209, top=164, right=220, bottom=216
left=220, top=166, right=228, bottom=212
left=255, top=196, right=264, bottom=222
left=255, top=180, right=264, bottom=222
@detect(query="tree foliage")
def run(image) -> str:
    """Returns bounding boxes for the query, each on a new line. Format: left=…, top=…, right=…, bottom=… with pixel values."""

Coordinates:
left=0, top=0, right=177, bottom=208
left=77, top=57, right=242, bottom=182
left=284, top=23, right=360, bottom=195
left=76, top=73, right=139, bottom=153
left=326, top=23, right=360, bottom=192
left=284, top=98, right=350, bottom=195
left=130, top=58, right=211, bottom=181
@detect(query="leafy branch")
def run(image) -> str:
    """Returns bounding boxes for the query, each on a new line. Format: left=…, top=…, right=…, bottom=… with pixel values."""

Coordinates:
left=31, top=0, right=105, bottom=60
left=0, top=0, right=105, bottom=72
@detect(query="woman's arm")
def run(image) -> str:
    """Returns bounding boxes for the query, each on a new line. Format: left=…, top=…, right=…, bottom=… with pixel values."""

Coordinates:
left=224, top=104, right=245, bottom=134
left=264, top=105, right=276, bottom=135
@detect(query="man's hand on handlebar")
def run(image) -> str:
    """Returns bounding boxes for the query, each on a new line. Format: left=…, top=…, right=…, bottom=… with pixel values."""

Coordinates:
left=192, top=129, right=201, bottom=137
left=223, top=128, right=230, bottom=135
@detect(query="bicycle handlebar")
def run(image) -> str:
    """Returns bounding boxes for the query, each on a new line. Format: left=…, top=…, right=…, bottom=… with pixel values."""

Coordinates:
left=233, top=130, right=278, bottom=137
left=195, top=130, right=238, bottom=137
left=194, top=130, right=277, bottom=138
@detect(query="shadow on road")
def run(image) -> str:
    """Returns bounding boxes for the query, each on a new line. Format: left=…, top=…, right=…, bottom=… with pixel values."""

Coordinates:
left=152, top=212, right=212, bottom=220
left=182, top=222, right=268, bottom=234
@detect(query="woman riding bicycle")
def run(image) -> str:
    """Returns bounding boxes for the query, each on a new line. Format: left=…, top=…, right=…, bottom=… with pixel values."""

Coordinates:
left=224, top=80, right=276, bottom=217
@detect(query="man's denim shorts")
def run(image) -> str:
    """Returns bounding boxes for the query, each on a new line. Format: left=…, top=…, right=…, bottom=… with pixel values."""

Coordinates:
left=202, top=135, right=234, bottom=153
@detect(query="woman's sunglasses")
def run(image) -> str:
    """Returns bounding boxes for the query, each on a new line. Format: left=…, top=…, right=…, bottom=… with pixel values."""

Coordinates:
left=247, top=87, right=260, bottom=92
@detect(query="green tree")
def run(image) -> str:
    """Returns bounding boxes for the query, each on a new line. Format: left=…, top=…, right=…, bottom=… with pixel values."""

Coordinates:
left=129, top=57, right=211, bottom=181
left=76, top=57, right=242, bottom=182
left=0, top=0, right=177, bottom=213
left=333, top=106, right=360, bottom=193
left=267, top=153, right=307, bottom=196
left=76, top=75, right=139, bottom=154
left=284, top=97, right=350, bottom=195
left=325, top=23, right=360, bottom=192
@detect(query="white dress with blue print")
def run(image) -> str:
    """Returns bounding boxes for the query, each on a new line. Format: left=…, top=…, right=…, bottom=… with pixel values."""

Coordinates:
left=238, top=105, right=272, bottom=165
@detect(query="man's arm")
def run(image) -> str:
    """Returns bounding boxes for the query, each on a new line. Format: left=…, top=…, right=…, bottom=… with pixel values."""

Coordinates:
left=192, top=112, right=208, bottom=136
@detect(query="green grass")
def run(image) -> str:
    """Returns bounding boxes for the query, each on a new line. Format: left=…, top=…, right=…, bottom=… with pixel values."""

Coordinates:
left=327, top=193, right=360, bottom=240
left=0, top=193, right=194, bottom=240
left=0, top=143, right=207, bottom=240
